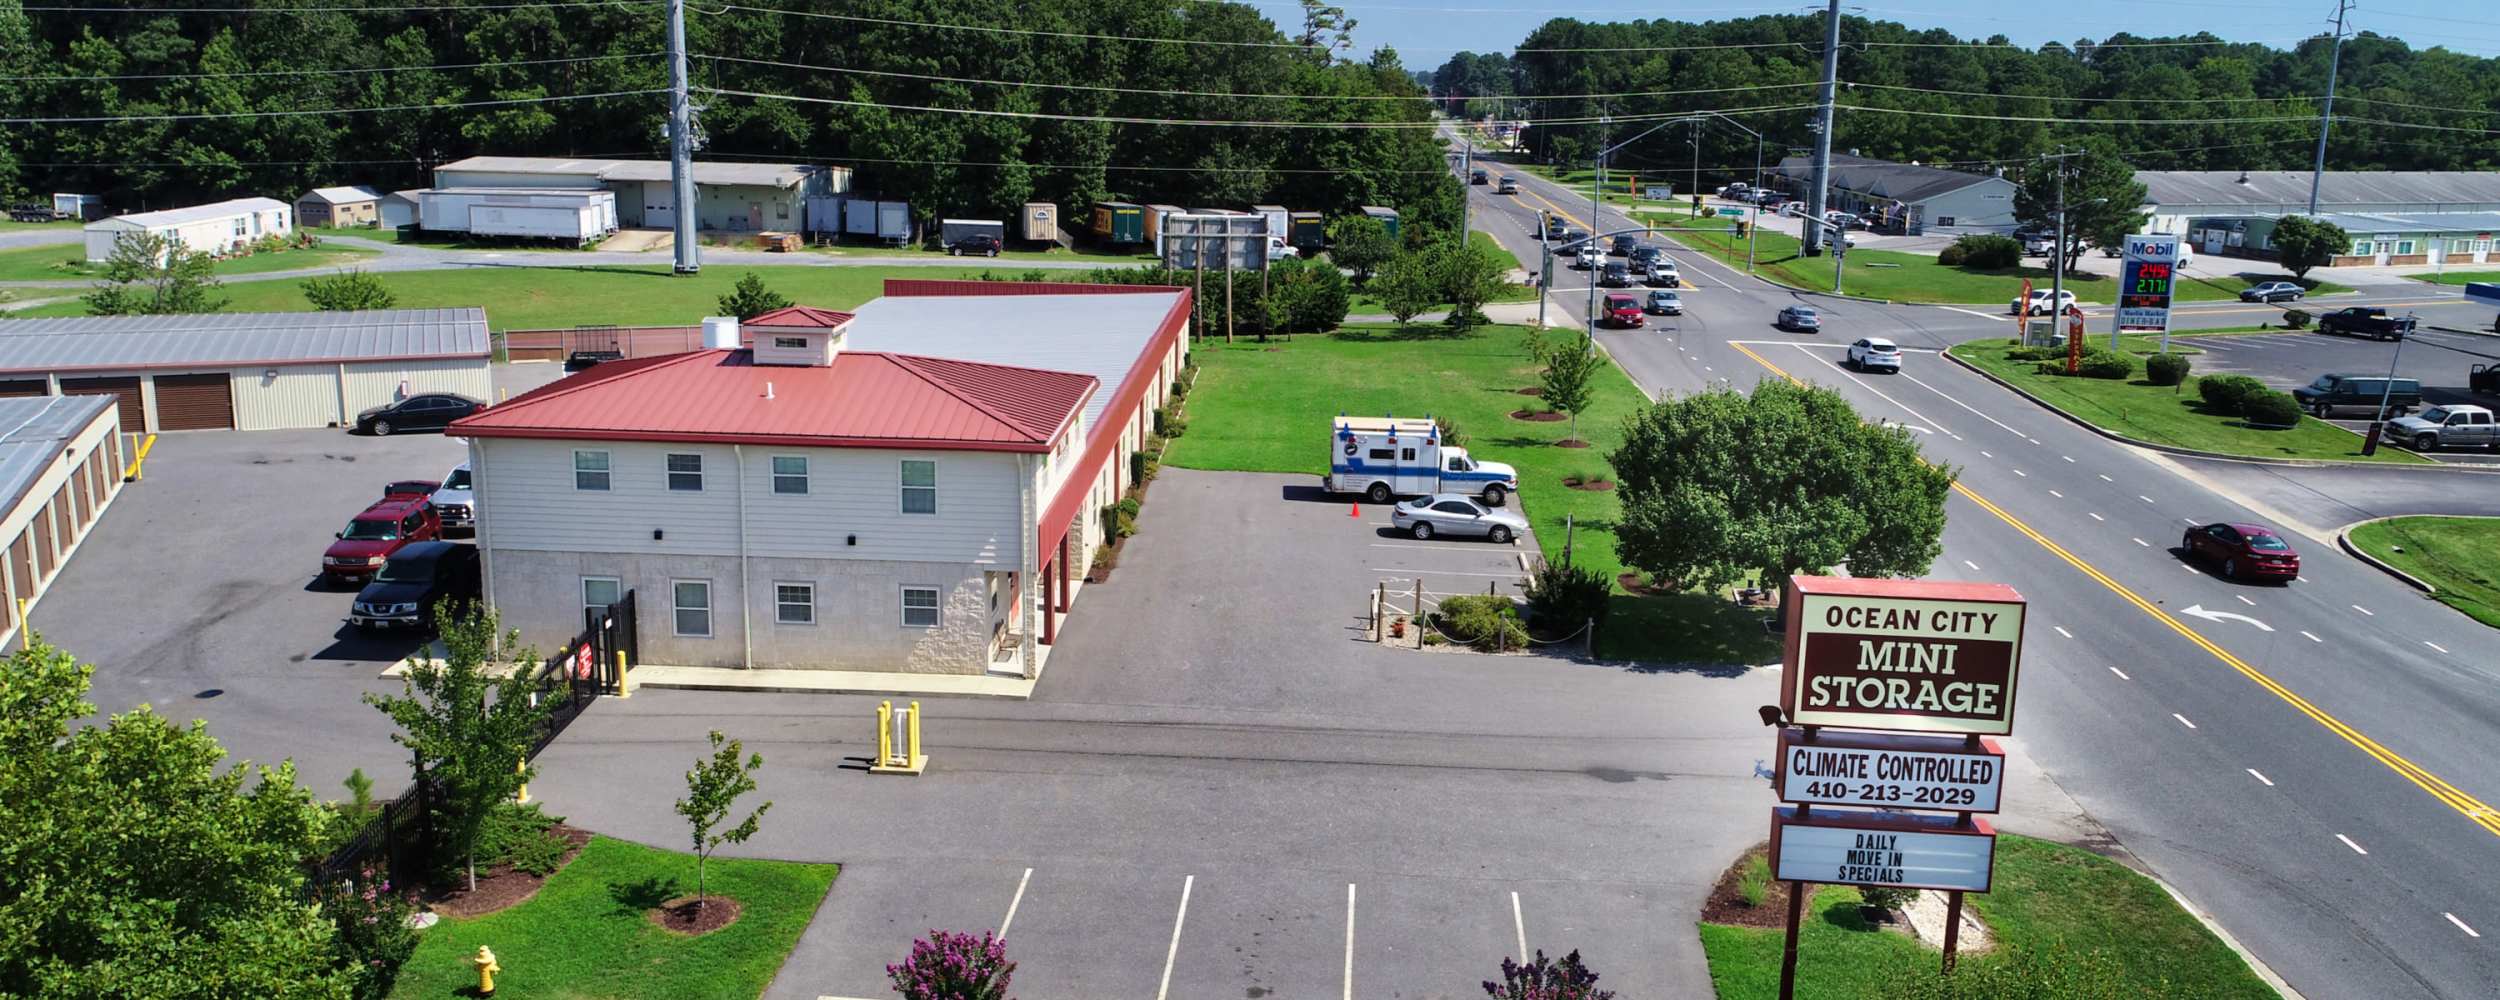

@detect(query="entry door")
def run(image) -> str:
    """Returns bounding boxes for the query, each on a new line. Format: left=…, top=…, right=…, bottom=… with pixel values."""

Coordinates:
left=748, top=203, right=764, bottom=231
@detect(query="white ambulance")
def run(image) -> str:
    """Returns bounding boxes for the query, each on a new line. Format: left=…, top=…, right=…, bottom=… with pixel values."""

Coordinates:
left=1324, top=416, right=1520, bottom=505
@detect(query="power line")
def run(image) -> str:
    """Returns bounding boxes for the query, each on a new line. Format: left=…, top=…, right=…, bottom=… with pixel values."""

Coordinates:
left=703, top=3, right=1322, bottom=49
left=697, top=53, right=1821, bottom=103
left=2, top=88, right=663, bottom=124
left=1838, top=103, right=2326, bottom=126
left=19, top=0, right=654, bottom=11
left=695, top=85, right=1818, bottom=127
left=1842, top=81, right=2322, bottom=106
left=0, top=52, right=659, bottom=83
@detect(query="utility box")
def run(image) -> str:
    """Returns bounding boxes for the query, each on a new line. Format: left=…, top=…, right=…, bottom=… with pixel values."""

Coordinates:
left=1361, top=205, right=1400, bottom=241
left=1021, top=201, right=1058, bottom=243
left=1091, top=201, right=1145, bottom=244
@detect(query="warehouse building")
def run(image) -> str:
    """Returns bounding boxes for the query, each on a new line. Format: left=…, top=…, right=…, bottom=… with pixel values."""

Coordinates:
left=432, top=156, right=850, bottom=232
left=2186, top=211, right=2500, bottom=268
left=2139, top=170, right=2500, bottom=238
left=295, top=185, right=384, bottom=228
left=82, top=197, right=292, bottom=262
left=1773, top=154, right=2020, bottom=235
left=0, top=394, right=127, bottom=647
left=0, top=309, right=492, bottom=432
left=457, top=282, right=1191, bottom=679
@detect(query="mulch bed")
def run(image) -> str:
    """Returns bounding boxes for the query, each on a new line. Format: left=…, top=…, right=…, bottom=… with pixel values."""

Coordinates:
left=648, top=894, right=744, bottom=936
left=1563, top=478, right=1616, bottom=491
left=419, top=824, right=593, bottom=919
left=1700, top=846, right=1808, bottom=929
left=1555, top=438, right=1591, bottom=449
left=1617, top=572, right=1674, bottom=596
left=1516, top=386, right=1544, bottom=397
left=1510, top=409, right=1566, bottom=422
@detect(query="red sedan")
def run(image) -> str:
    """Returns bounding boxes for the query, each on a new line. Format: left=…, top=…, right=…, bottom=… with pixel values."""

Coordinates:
left=2181, top=522, right=2300, bottom=582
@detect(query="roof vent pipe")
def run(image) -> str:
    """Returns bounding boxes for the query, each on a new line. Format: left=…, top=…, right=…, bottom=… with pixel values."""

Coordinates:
left=702, top=316, right=741, bottom=350
left=764, top=381, right=775, bottom=400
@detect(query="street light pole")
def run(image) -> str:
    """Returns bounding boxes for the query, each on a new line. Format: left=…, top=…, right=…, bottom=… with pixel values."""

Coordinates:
left=1538, top=208, right=1552, bottom=331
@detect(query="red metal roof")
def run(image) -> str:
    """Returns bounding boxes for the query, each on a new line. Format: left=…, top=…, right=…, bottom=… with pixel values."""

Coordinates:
left=744, top=305, right=855, bottom=328
left=453, top=349, right=1094, bottom=452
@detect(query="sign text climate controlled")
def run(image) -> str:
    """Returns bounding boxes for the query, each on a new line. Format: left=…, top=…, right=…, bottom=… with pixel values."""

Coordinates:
left=1777, top=730, right=2006, bottom=813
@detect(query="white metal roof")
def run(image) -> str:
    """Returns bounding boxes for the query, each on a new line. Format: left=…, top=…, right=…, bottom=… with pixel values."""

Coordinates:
left=433, top=156, right=828, bottom=189
left=300, top=185, right=382, bottom=205
left=87, top=197, right=288, bottom=230
left=2142, top=171, right=2500, bottom=210
left=0, top=395, right=115, bottom=513
left=842, top=291, right=1183, bottom=432
left=0, top=308, right=490, bottom=376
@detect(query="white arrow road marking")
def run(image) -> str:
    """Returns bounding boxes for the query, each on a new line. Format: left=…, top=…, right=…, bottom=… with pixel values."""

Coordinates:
left=2181, top=604, right=2274, bottom=632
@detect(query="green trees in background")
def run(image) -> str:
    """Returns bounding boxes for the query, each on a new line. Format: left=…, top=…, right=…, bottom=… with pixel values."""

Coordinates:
left=2015, top=140, right=2151, bottom=270
left=2267, top=216, right=2353, bottom=279
left=82, top=233, right=227, bottom=316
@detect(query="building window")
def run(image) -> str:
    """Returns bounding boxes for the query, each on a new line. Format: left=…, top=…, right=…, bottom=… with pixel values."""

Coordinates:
left=2476, top=239, right=2493, bottom=253
left=771, top=455, right=808, bottom=494
left=582, top=576, right=621, bottom=615
left=777, top=203, right=789, bottom=220
left=775, top=583, right=815, bottom=625
left=574, top=450, right=610, bottom=491
left=2397, top=240, right=2417, bottom=255
left=773, top=337, right=807, bottom=349
left=233, top=217, right=248, bottom=236
left=667, top=453, right=703, bottom=491
left=900, top=460, right=937, bottom=514
left=901, top=586, right=941, bottom=627
left=673, top=579, right=712, bottom=637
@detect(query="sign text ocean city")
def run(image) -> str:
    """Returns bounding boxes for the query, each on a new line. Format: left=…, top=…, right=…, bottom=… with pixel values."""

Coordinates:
left=1787, top=591, right=2025, bottom=735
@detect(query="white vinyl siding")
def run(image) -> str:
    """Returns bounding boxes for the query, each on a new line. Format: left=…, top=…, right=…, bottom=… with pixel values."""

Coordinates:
left=771, top=456, right=807, bottom=495
left=667, top=453, right=703, bottom=492
left=901, top=459, right=937, bottom=514
left=775, top=582, right=815, bottom=625
left=574, top=450, right=610, bottom=491
left=901, top=586, right=940, bottom=627
left=673, top=579, right=712, bottom=637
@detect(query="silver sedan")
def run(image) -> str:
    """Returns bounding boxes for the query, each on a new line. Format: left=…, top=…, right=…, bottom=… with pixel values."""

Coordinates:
left=1391, top=494, right=1528, bottom=543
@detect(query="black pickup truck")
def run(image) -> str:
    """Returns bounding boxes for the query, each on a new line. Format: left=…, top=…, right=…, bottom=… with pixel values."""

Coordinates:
left=2316, top=306, right=2414, bottom=341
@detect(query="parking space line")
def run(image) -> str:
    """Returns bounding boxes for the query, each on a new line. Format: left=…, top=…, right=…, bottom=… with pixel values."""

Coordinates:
left=2053, top=625, right=2074, bottom=638
left=2174, top=713, right=2198, bottom=730
left=2447, top=912, right=2482, bottom=938
left=1372, top=568, right=1522, bottom=578
left=1511, top=891, right=1528, bottom=961
left=2248, top=768, right=2274, bottom=786
left=2236, top=595, right=2257, bottom=606
left=1156, top=875, right=1194, bottom=1000
left=2425, top=640, right=2449, bottom=654
left=2302, top=630, right=2322, bottom=642
left=1344, top=884, right=1357, bottom=1000
left=2337, top=834, right=2369, bottom=856
left=1000, top=867, right=1033, bottom=939
left=2111, top=666, right=2130, bottom=680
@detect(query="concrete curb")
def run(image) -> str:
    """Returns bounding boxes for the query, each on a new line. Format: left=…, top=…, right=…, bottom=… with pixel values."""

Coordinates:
left=2147, top=873, right=2311, bottom=1000
left=2334, top=517, right=2442, bottom=594
left=1941, top=347, right=2500, bottom=474
left=2428, top=323, right=2500, bottom=339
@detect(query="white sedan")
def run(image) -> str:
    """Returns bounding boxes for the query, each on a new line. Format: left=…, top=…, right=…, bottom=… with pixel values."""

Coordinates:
left=2013, top=290, right=2079, bottom=316
left=1847, top=337, right=1902, bottom=372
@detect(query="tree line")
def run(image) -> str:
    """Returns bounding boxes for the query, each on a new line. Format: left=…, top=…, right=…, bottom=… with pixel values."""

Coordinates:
left=1435, top=15, right=2500, bottom=187
left=0, top=0, right=1459, bottom=234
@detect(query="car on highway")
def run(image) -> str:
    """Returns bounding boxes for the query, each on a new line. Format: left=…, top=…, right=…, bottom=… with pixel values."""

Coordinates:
left=1847, top=337, right=1902, bottom=372
left=1470, top=168, right=1489, bottom=185
left=1390, top=493, right=1528, bottom=543
left=2180, top=522, right=2300, bottom=582
left=1602, top=293, right=1645, bottom=328
left=2386, top=404, right=2500, bottom=451
left=322, top=490, right=442, bottom=587
left=1609, top=235, right=1639, bottom=257
left=1776, top=305, right=1821, bottom=332
left=2239, top=280, right=2305, bottom=303
left=1573, top=246, right=1601, bottom=269
left=1644, top=290, right=1683, bottom=315
left=2013, top=289, right=2080, bottom=316
left=1599, top=261, right=1633, bottom=288
left=431, top=462, right=474, bottom=532
left=1496, top=176, right=1519, bottom=194
left=347, top=541, right=482, bottom=632
left=1628, top=245, right=1664, bottom=267
left=1642, top=260, right=1680, bottom=287
left=354, top=393, right=485, bottom=436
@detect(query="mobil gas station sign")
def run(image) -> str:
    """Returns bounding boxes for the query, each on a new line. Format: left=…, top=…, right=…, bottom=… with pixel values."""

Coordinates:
left=1780, top=576, right=2027, bottom=736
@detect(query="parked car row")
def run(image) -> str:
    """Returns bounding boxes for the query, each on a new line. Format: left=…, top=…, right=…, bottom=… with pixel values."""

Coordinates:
left=322, top=466, right=482, bottom=632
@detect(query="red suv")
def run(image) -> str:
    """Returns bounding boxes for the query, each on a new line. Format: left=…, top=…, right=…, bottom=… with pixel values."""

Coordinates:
left=1603, top=293, right=1645, bottom=328
left=323, top=488, right=442, bottom=586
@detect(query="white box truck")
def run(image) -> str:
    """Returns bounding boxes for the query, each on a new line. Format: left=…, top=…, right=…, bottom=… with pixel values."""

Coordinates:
left=1324, top=416, right=1519, bottom=505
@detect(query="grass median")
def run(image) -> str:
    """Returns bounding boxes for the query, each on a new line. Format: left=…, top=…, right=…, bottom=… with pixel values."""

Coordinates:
left=2409, top=270, right=2500, bottom=286
left=1700, top=835, right=2275, bottom=1000
left=0, top=241, right=377, bottom=282
left=1948, top=338, right=2431, bottom=464
left=2346, top=516, right=2500, bottom=628
left=1165, top=321, right=1779, bottom=665
left=388, top=835, right=836, bottom=1000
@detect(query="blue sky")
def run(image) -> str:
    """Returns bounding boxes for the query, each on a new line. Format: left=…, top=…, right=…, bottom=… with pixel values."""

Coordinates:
left=1219, top=0, right=2500, bottom=64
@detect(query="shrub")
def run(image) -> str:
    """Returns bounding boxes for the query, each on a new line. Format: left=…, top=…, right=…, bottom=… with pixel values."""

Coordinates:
left=1736, top=854, right=1771, bottom=908
left=1101, top=504, right=1136, bottom=540
left=889, top=930, right=1015, bottom=1000
left=2196, top=374, right=2269, bottom=414
left=1435, top=594, right=1528, bottom=652
left=1857, top=886, right=1917, bottom=913
left=1116, top=495, right=1142, bottom=520
left=1154, top=403, right=1187, bottom=438
left=1435, top=414, right=1467, bottom=448
left=2282, top=308, right=2312, bottom=329
left=504, top=825, right=571, bottom=876
left=2241, top=390, right=2302, bottom=427
left=1936, top=242, right=1968, bottom=266
left=1524, top=562, right=1612, bottom=634
left=2144, top=352, right=2191, bottom=386
left=1485, top=949, right=1615, bottom=1000
left=2006, top=344, right=2060, bottom=362
left=312, top=863, right=418, bottom=1000
left=1089, top=543, right=1116, bottom=576
left=1949, top=233, right=2023, bottom=269
left=2078, top=350, right=2133, bottom=380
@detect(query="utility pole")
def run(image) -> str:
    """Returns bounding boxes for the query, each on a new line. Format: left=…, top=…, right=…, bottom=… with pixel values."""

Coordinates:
left=665, top=0, right=698, bottom=274
left=1588, top=115, right=1607, bottom=340
left=2051, top=149, right=2069, bottom=346
left=2307, top=0, right=2352, bottom=215
left=1537, top=208, right=1552, bottom=332
left=1460, top=138, right=1474, bottom=244
left=1804, top=0, right=1843, bottom=257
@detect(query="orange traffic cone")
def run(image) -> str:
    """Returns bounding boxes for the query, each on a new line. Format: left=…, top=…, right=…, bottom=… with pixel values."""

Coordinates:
left=1350, top=501, right=1361, bottom=518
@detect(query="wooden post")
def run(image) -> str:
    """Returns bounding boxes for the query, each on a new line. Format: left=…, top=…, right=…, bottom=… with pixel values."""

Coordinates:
left=1778, top=880, right=1805, bottom=1000
left=1412, top=578, right=1423, bottom=647
left=1941, top=890, right=1965, bottom=974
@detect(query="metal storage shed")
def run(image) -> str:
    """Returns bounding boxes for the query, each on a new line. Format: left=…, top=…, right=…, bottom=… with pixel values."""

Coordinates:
left=0, top=309, right=492, bottom=432
left=0, top=394, right=126, bottom=647
left=296, top=185, right=384, bottom=228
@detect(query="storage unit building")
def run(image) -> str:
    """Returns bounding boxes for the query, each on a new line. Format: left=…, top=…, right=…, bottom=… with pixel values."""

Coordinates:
left=0, top=308, right=492, bottom=432
left=0, top=394, right=127, bottom=649
left=2138, top=170, right=2500, bottom=238
left=411, top=187, right=617, bottom=244
left=82, top=197, right=292, bottom=262
left=1770, top=154, right=2019, bottom=234
left=432, top=156, right=846, bottom=232
left=380, top=190, right=421, bottom=229
left=296, top=185, right=384, bottom=228
left=2190, top=211, right=2500, bottom=268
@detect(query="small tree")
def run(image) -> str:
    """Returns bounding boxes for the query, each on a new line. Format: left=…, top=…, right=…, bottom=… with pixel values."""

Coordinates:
left=2267, top=215, right=2351, bottom=280
left=301, top=269, right=397, bottom=311
left=1325, top=215, right=1397, bottom=285
left=888, top=930, right=1015, bottom=1000
left=364, top=605, right=562, bottom=890
left=674, top=730, right=770, bottom=912
left=1484, top=949, right=1615, bottom=1000
left=1267, top=255, right=1352, bottom=333
left=1440, top=237, right=1511, bottom=332
left=1539, top=334, right=1598, bottom=443
left=716, top=271, right=793, bottom=320
left=82, top=232, right=227, bottom=315
left=1373, top=247, right=1440, bottom=328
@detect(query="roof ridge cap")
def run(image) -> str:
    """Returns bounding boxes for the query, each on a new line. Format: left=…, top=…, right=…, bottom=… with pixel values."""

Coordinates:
left=882, top=354, right=1055, bottom=442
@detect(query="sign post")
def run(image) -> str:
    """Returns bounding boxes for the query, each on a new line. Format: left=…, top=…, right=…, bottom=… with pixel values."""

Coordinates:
left=2113, top=233, right=2182, bottom=354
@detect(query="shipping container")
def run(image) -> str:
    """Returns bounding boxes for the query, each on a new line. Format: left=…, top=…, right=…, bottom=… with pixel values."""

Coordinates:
left=804, top=195, right=844, bottom=234
left=1251, top=204, right=1289, bottom=238
left=1090, top=201, right=1145, bottom=244
left=940, top=218, right=1005, bottom=245
left=1287, top=211, right=1327, bottom=250
left=1021, top=202, right=1058, bottom=243
left=843, top=198, right=878, bottom=236
left=1361, top=205, right=1400, bottom=241
left=1141, top=204, right=1185, bottom=244
left=416, top=188, right=614, bottom=244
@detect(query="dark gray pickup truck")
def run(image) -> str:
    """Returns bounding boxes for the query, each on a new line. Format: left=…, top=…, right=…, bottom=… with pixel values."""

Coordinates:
left=2316, top=306, right=2414, bottom=341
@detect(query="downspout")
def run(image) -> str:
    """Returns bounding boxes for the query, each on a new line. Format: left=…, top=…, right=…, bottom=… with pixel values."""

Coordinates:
left=735, top=444, right=752, bottom=670
left=1019, top=452, right=1038, bottom=678
left=471, top=438, right=493, bottom=617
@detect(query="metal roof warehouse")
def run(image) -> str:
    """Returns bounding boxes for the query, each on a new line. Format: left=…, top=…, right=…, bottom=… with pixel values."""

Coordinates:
left=0, top=308, right=493, bottom=433
left=0, top=394, right=129, bottom=647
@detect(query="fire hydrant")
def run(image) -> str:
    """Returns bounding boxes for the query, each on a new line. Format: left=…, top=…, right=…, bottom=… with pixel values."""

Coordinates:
left=473, top=945, right=500, bottom=995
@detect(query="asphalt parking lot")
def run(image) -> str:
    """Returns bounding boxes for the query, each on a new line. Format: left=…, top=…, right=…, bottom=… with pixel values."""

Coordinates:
left=2170, top=327, right=2500, bottom=464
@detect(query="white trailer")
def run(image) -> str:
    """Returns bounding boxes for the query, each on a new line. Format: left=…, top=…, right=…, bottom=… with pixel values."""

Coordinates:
left=1323, top=416, right=1519, bottom=505
left=51, top=193, right=104, bottom=221
left=416, top=188, right=615, bottom=244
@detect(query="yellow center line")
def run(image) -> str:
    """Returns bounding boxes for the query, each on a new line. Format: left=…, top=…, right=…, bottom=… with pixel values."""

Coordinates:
left=1724, top=338, right=2500, bottom=838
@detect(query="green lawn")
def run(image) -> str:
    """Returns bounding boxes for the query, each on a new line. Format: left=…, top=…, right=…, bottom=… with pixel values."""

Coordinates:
left=1166, top=322, right=1779, bottom=664
left=2347, top=517, right=2500, bottom=628
left=1702, top=836, right=2275, bottom=1000
left=388, top=836, right=837, bottom=1000
left=0, top=218, right=83, bottom=231
left=1667, top=226, right=2348, bottom=305
left=1349, top=232, right=1537, bottom=314
left=0, top=241, right=377, bottom=282
left=2409, top=270, right=2500, bottom=286
left=1949, top=338, right=2430, bottom=464
left=11, top=263, right=998, bottom=329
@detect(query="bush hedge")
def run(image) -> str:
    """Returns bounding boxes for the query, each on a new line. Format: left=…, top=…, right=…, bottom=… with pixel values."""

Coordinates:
left=2035, top=349, right=2130, bottom=379
left=1936, top=242, right=1968, bottom=266
left=2282, top=308, right=2311, bottom=329
left=2241, top=390, right=2303, bottom=427
left=1948, top=234, right=2024, bottom=270
left=1435, top=594, right=1528, bottom=652
left=2144, top=352, right=2191, bottom=386
left=1524, top=562, right=1612, bottom=634
left=2196, top=374, right=2270, bottom=414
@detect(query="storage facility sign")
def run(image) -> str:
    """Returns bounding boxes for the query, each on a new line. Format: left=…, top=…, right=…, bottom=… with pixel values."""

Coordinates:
left=2116, top=233, right=2181, bottom=333
left=1776, top=728, right=2006, bottom=813
left=1770, top=807, right=1996, bottom=892
left=1780, top=576, right=2026, bottom=736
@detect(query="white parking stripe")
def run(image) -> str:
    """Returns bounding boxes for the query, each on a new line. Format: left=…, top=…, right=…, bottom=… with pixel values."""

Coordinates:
left=2353, top=604, right=2375, bottom=616
left=2053, top=625, right=2074, bottom=638
left=1156, top=876, right=1194, bottom=1000
left=2248, top=769, right=2274, bottom=787
left=2425, top=641, right=2449, bottom=654
left=2089, top=512, right=2104, bottom=521
left=999, top=868, right=1033, bottom=939
left=2236, top=595, right=2257, bottom=606
left=1344, top=884, right=1357, bottom=1000
left=1512, top=891, right=1529, bottom=961
left=2174, top=713, right=2197, bottom=729
left=2446, top=913, right=2482, bottom=938
left=2110, top=666, right=2131, bottom=680
left=2337, top=834, right=2369, bottom=856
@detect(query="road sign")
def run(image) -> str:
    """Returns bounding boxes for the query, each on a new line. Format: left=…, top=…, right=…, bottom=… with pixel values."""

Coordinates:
left=1776, top=728, right=2006, bottom=813
left=1644, top=185, right=1672, bottom=200
left=1780, top=576, right=2027, bottom=736
left=1771, top=807, right=1997, bottom=892
left=2116, top=233, right=2181, bottom=333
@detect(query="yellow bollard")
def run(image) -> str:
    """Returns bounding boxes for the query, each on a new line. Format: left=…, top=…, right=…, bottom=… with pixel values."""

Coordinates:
left=474, top=945, right=500, bottom=995
left=870, top=699, right=927, bottom=775
left=513, top=759, right=529, bottom=804
left=614, top=650, right=631, bottom=699
left=15, top=599, right=26, bottom=651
